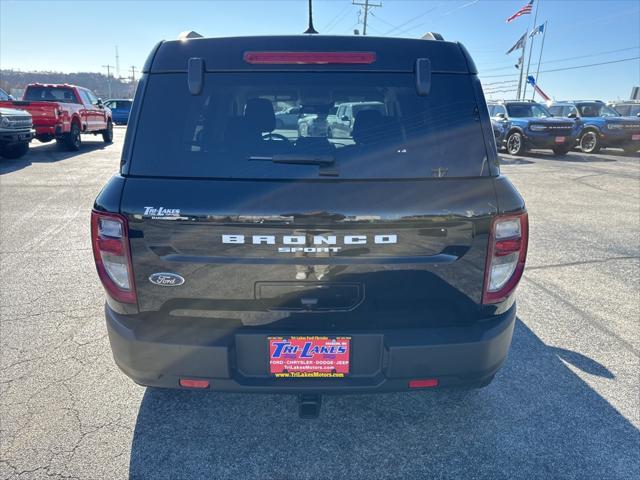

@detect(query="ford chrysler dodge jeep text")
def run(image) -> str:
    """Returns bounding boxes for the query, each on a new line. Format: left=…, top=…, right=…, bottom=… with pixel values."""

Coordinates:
left=92, top=34, right=528, bottom=417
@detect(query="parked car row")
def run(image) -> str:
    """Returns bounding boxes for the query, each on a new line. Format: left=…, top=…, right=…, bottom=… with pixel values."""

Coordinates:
left=488, top=99, right=640, bottom=156
left=274, top=98, right=639, bottom=157
left=0, top=85, right=132, bottom=160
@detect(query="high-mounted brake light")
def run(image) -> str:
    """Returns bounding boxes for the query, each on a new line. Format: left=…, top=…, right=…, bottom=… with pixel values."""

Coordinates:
left=91, top=211, right=137, bottom=304
left=243, top=51, right=376, bottom=65
left=482, top=212, right=528, bottom=304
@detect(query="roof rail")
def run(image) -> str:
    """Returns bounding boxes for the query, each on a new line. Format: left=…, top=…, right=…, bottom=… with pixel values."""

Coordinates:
left=421, top=32, right=444, bottom=41
left=178, top=30, right=203, bottom=40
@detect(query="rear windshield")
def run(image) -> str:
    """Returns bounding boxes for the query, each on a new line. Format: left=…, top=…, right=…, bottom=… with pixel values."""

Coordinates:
left=506, top=103, right=551, bottom=118
left=130, top=72, right=489, bottom=179
left=576, top=103, right=620, bottom=117
left=24, top=86, right=77, bottom=103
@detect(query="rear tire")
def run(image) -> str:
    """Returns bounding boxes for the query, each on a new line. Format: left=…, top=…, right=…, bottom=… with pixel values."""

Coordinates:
left=552, top=146, right=570, bottom=156
left=506, top=131, right=525, bottom=156
left=63, top=123, right=81, bottom=151
left=0, top=142, right=29, bottom=159
left=579, top=130, right=600, bottom=153
left=102, top=120, right=113, bottom=143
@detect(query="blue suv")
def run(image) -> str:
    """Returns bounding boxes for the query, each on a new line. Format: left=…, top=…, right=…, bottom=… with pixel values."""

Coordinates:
left=103, top=99, right=132, bottom=125
left=488, top=100, right=580, bottom=156
left=548, top=100, right=640, bottom=154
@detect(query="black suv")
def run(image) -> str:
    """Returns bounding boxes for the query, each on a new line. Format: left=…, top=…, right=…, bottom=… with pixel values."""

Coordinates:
left=92, top=34, right=527, bottom=414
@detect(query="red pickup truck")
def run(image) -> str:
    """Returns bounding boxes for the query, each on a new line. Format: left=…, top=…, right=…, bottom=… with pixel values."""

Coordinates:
left=0, top=84, right=113, bottom=151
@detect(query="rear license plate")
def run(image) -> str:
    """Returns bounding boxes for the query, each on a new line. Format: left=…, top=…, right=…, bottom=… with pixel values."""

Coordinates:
left=632, top=134, right=640, bottom=140
left=555, top=136, right=566, bottom=143
left=269, top=336, right=350, bottom=378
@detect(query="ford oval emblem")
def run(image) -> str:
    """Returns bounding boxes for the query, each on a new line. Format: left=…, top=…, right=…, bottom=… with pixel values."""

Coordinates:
left=149, top=272, right=185, bottom=287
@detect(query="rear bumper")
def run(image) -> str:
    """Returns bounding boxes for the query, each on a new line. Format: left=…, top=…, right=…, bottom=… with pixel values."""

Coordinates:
left=106, top=303, right=517, bottom=393
left=34, top=124, right=64, bottom=138
left=524, top=133, right=578, bottom=149
left=600, top=132, right=640, bottom=149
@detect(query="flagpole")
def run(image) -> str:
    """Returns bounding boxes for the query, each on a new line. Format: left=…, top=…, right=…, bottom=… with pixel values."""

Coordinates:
left=516, top=36, right=527, bottom=100
left=532, top=20, right=548, bottom=101
left=522, top=0, right=540, bottom=99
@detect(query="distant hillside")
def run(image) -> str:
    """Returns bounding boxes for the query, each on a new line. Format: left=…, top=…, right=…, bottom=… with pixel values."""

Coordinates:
left=0, top=70, right=136, bottom=100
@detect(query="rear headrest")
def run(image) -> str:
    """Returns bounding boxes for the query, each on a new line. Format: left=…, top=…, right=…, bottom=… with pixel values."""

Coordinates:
left=245, top=98, right=275, bottom=132
left=352, top=110, right=386, bottom=145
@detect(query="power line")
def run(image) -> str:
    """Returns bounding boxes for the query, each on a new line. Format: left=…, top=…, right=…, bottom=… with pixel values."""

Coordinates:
left=323, top=1, right=351, bottom=33
left=481, top=57, right=640, bottom=79
left=369, top=11, right=401, bottom=30
left=483, top=79, right=520, bottom=86
left=381, top=4, right=441, bottom=36
left=481, top=47, right=640, bottom=73
left=393, top=0, right=480, bottom=37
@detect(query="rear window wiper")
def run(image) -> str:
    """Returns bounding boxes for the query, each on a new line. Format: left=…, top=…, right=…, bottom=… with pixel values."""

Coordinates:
left=248, top=154, right=339, bottom=176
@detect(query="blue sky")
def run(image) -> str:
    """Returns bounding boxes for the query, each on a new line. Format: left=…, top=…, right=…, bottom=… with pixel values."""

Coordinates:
left=1, top=0, right=638, bottom=100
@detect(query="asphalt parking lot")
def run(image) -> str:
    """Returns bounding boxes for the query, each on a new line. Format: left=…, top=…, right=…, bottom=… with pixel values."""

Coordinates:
left=0, top=128, right=638, bottom=479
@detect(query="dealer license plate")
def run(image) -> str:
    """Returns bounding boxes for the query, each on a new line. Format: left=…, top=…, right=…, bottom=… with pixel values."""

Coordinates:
left=269, top=336, right=350, bottom=378
left=555, top=136, right=566, bottom=143
left=632, top=134, right=640, bottom=140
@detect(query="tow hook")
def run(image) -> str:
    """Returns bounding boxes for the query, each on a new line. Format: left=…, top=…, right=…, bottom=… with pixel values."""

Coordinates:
left=298, top=394, right=322, bottom=419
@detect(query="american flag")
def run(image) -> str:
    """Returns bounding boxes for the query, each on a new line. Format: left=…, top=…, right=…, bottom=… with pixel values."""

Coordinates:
left=506, top=0, right=534, bottom=23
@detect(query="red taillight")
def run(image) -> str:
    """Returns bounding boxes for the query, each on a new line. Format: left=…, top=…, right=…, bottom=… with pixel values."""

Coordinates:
left=91, top=210, right=137, bottom=304
left=179, top=378, right=210, bottom=389
left=482, top=212, right=528, bottom=304
left=409, top=378, right=439, bottom=389
left=243, top=51, right=376, bottom=65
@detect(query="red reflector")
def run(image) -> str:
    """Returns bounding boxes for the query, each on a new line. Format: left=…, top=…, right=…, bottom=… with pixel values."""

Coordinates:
left=495, top=238, right=522, bottom=256
left=179, top=378, right=210, bottom=389
left=243, top=51, right=376, bottom=65
left=409, top=378, right=439, bottom=388
left=97, top=237, right=124, bottom=255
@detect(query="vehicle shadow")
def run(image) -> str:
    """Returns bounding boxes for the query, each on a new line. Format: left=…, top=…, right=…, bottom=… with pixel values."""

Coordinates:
left=128, top=319, right=639, bottom=479
left=0, top=140, right=110, bottom=175
left=499, top=155, right=535, bottom=165
left=504, top=150, right=618, bottom=163
left=595, top=148, right=640, bottom=158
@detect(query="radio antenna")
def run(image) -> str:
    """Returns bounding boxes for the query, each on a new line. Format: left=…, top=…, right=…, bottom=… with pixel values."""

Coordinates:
left=304, top=0, right=319, bottom=34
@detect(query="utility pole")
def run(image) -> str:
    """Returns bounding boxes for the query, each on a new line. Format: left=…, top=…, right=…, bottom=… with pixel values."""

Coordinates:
left=352, top=0, right=382, bottom=36
left=130, top=66, right=137, bottom=98
left=102, top=64, right=114, bottom=99
left=115, top=45, right=120, bottom=78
